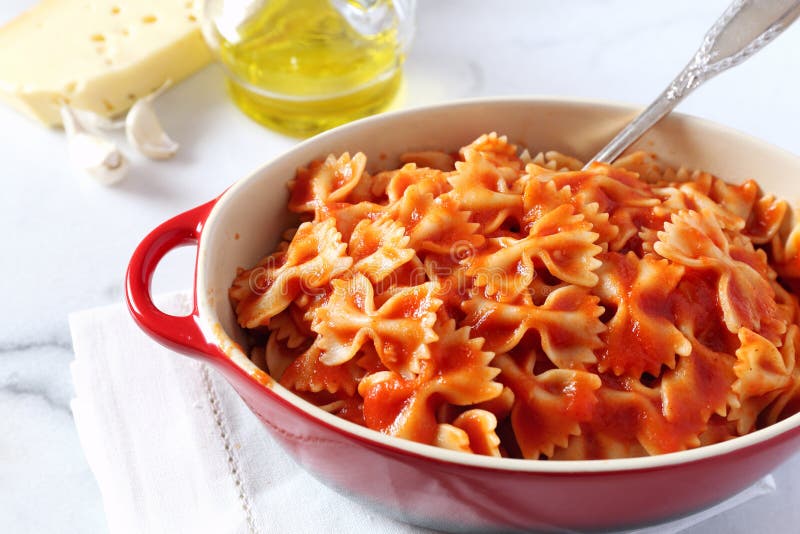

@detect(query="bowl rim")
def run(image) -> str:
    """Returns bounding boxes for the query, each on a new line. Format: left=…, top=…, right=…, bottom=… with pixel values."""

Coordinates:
left=195, top=95, right=800, bottom=474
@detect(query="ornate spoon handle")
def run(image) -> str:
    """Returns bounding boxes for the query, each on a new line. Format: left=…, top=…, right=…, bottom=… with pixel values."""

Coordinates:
left=585, top=0, right=800, bottom=168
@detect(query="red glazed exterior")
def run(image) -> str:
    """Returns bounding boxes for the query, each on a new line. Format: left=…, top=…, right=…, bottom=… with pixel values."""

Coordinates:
left=126, top=98, right=800, bottom=532
left=231, top=366, right=800, bottom=532
left=127, top=200, right=218, bottom=356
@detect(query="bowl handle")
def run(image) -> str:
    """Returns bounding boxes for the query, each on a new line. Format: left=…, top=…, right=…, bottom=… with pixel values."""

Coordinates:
left=125, top=199, right=219, bottom=358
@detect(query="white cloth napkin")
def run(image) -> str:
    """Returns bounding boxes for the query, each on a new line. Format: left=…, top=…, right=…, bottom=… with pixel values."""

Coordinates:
left=69, top=293, right=775, bottom=534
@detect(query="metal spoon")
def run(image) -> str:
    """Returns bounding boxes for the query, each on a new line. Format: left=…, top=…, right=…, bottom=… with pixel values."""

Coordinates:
left=585, top=0, right=800, bottom=169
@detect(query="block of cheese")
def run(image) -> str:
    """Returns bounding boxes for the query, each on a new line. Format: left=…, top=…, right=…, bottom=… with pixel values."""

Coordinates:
left=0, top=0, right=213, bottom=126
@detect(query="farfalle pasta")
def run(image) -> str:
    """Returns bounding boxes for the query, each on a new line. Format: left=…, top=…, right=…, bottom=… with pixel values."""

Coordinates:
left=230, top=133, right=800, bottom=460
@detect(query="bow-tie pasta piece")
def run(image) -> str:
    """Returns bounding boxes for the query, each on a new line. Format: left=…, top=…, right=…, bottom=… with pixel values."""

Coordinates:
left=597, top=381, right=682, bottom=456
left=655, top=209, right=786, bottom=344
left=268, top=305, right=313, bottom=349
left=446, top=157, right=523, bottom=234
left=655, top=182, right=745, bottom=233
left=594, top=252, right=690, bottom=377
left=612, top=151, right=676, bottom=184
left=550, top=165, right=658, bottom=211
left=372, top=255, right=428, bottom=304
left=553, top=165, right=661, bottom=252
left=389, top=183, right=485, bottom=255
left=288, top=152, right=367, bottom=213
left=541, top=150, right=584, bottom=171
left=312, top=274, right=441, bottom=376
left=494, top=353, right=601, bottom=459
left=522, top=178, right=619, bottom=251
left=466, top=233, right=537, bottom=301
left=745, top=194, right=787, bottom=244
left=359, top=370, right=434, bottom=442
left=513, top=159, right=552, bottom=195
left=699, top=175, right=787, bottom=245
left=358, top=320, right=501, bottom=445
left=345, top=168, right=391, bottom=204
left=450, top=409, right=502, bottom=457
left=761, top=326, right=800, bottom=425
left=385, top=163, right=453, bottom=202
left=462, top=285, right=605, bottom=369
left=425, top=320, right=503, bottom=405
left=229, top=248, right=285, bottom=310
left=708, top=175, right=758, bottom=216
left=728, top=327, right=795, bottom=434
left=660, top=336, right=736, bottom=441
left=349, top=218, right=416, bottom=283
left=234, top=218, right=353, bottom=329
left=468, top=204, right=601, bottom=300
left=328, top=201, right=386, bottom=243
left=459, top=133, right=525, bottom=180
left=576, top=199, right=619, bottom=252
left=523, top=150, right=583, bottom=175
left=280, top=343, right=365, bottom=397
left=520, top=177, right=572, bottom=224
left=574, top=377, right=713, bottom=458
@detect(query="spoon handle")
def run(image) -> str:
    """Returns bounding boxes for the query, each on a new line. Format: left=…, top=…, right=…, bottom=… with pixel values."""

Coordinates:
left=585, top=0, right=800, bottom=168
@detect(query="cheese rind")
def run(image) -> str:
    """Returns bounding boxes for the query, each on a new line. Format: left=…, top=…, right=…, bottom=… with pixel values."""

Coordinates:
left=0, top=0, right=213, bottom=126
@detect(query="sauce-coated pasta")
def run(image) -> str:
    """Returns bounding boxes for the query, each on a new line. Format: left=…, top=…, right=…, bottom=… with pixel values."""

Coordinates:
left=230, top=133, right=800, bottom=460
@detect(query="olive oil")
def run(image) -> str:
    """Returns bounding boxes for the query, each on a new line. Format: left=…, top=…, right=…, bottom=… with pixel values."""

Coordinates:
left=217, top=0, right=405, bottom=136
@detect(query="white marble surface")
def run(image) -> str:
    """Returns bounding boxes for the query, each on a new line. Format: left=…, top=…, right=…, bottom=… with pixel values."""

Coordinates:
left=1, top=0, right=799, bottom=532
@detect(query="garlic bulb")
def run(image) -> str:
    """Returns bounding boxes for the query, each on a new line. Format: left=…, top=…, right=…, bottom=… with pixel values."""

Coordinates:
left=60, top=105, right=129, bottom=185
left=125, top=82, right=179, bottom=160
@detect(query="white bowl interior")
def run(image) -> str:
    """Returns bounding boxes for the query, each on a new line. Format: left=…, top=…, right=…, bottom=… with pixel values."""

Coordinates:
left=195, top=97, right=800, bottom=472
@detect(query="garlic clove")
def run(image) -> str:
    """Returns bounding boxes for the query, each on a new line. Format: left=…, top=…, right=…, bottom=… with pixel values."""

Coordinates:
left=125, top=83, right=179, bottom=160
left=69, top=107, right=125, bottom=132
left=61, top=105, right=129, bottom=185
left=69, top=133, right=129, bottom=184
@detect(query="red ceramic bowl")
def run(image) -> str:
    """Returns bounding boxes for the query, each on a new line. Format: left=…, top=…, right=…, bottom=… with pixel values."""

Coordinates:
left=126, top=98, right=800, bottom=532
